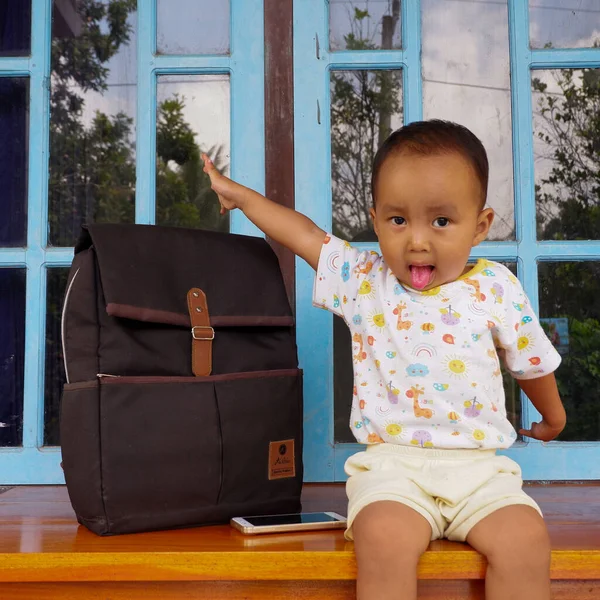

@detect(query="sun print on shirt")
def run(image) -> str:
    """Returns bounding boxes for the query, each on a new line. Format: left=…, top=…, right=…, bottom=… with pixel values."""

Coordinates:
left=442, top=355, right=471, bottom=379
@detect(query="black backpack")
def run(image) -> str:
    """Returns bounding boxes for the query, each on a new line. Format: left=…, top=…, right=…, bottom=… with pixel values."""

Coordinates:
left=60, top=224, right=303, bottom=535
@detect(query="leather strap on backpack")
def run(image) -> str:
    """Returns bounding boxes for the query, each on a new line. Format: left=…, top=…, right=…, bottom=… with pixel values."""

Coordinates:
left=187, top=288, right=214, bottom=376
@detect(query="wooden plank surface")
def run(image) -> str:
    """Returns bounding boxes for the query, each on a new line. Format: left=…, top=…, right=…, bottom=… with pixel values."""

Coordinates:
left=1, top=581, right=598, bottom=600
left=1, top=484, right=599, bottom=582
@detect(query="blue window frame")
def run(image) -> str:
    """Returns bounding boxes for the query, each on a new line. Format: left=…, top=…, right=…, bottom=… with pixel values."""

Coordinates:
left=0, top=0, right=264, bottom=484
left=295, top=0, right=600, bottom=481
left=2, top=0, right=599, bottom=486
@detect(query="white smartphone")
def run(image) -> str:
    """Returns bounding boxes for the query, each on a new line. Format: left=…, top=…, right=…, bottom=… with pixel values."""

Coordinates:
left=230, top=511, right=347, bottom=535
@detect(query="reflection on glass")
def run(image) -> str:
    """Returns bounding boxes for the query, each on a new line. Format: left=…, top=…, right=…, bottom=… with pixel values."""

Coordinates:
left=422, top=0, right=514, bottom=242
left=334, top=264, right=521, bottom=444
left=539, top=262, right=600, bottom=441
left=0, top=0, right=31, bottom=56
left=0, top=78, right=28, bottom=247
left=0, top=269, right=26, bottom=447
left=49, top=0, right=137, bottom=247
left=330, top=0, right=401, bottom=51
left=530, top=0, right=600, bottom=49
left=156, top=75, right=230, bottom=232
left=157, top=0, right=229, bottom=55
left=532, top=69, right=600, bottom=241
left=45, top=269, right=68, bottom=446
left=330, top=70, right=402, bottom=241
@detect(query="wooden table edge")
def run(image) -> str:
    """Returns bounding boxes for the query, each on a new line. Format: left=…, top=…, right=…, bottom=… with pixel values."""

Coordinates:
left=0, top=549, right=598, bottom=582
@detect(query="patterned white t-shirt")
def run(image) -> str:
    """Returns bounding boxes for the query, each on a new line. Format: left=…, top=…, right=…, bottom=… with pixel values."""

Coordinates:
left=313, top=234, right=562, bottom=449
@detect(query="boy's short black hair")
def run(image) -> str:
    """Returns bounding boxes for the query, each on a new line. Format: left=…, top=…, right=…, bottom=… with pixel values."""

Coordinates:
left=371, top=120, right=489, bottom=208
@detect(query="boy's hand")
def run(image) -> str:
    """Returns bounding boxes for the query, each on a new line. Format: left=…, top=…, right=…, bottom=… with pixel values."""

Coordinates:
left=202, top=154, right=244, bottom=215
left=517, top=374, right=565, bottom=443
left=519, top=419, right=565, bottom=442
left=201, top=153, right=326, bottom=270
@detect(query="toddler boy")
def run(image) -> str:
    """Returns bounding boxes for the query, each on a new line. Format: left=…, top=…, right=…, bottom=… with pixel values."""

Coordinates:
left=202, top=120, right=566, bottom=600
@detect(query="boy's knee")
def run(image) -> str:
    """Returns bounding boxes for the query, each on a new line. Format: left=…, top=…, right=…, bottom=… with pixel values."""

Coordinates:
left=352, top=501, right=431, bottom=565
left=488, top=517, right=551, bottom=573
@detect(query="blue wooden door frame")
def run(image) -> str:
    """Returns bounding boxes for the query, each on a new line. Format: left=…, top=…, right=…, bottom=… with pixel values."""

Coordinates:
left=0, top=0, right=265, bottom=484
left=294, top=0, right=600, bottom=481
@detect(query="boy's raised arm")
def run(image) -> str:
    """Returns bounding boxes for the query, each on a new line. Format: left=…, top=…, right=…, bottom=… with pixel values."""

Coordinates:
left=202, top=154, right=326, bottom=270
left=202, top=155, right=327, bottom=271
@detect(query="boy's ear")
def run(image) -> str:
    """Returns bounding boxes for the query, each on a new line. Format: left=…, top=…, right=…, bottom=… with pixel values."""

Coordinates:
left=472, top=208, right=494, bottom=247
left=369, top=207, right=379, bottom=236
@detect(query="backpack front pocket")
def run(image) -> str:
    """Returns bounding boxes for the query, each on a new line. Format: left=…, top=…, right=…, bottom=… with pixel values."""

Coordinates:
left=213, top=369, right=303, bottom=509
left=62, top=369, right=303, bottom=534
left=98, top=377, right=222, bottom=533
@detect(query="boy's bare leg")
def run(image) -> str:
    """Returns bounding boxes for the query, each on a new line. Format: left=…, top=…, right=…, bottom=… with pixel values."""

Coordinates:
left=352, top=501, right=432, bottom=600
left=466, top=505, right=551, bottom=600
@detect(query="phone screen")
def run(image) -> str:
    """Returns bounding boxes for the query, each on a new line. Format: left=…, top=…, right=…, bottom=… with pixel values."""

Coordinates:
left=243, top=512, right=342, bottom=527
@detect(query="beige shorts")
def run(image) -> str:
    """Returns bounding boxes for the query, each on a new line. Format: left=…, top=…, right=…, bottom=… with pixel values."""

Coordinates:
left=344, top=443, right=542, bottom=542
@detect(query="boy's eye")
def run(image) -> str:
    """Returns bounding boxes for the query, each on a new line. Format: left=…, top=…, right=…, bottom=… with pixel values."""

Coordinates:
left=433, top=217, right=450, bottom=228
left=392, top=216, right=406, bottom=226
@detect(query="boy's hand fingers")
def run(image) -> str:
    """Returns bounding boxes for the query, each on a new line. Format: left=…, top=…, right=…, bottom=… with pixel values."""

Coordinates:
left=201, top=153, right=214, bottom=174
left=519, top=424, right=543, bottom=439
left=519, top=422, right=559, bottom=442
left=201, top=158, right=235, bottom=214
left=217, top=194, right=228, bottom=215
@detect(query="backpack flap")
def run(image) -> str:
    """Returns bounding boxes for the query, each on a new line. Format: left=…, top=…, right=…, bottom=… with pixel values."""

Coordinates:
left=75, top=224, right=297, bottom=377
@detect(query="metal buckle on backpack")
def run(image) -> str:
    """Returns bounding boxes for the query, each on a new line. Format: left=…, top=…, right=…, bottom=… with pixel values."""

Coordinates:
left=192, top=326, right=215, bottom=341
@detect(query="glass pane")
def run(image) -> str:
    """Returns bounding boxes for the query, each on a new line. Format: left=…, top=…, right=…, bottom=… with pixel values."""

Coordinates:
left=422, top=0, right=515, bottom=242
left=156, top=75, right=230, bottom=232
left=157, top=0, right=229, bottom=55
left=0, top=78, right=28, bottom=247
left=330, top=69, right=403, bottom=241
left=532, top=69, right=600, bottom=241
left=334, top=263, right=521, bottom=443
left=530, top=1, right=600, bottom=49
left=330, top=0, right=401, bottom=51
left=539, top=262, right=600, bottom=441
left=0, top=269, right=26, bottom=447
left=0, top=0, right=31, bottom=56
left=45, top=268, right=68, bottom=446
left=49, top=0, right=137, bottom=247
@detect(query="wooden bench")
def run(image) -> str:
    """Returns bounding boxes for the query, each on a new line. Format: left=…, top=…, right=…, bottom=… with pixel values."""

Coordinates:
left=1, top=484, right=599, bottom=599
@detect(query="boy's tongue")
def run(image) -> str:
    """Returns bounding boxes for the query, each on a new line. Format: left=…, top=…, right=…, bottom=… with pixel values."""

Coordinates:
left=410, top=265, right=433, bottom=290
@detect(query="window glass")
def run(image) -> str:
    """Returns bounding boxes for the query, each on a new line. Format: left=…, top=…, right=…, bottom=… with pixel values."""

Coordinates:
left=539, top=261, right=600, bottom=441
left=330, top=69, right=403, bottom=242
left=0, top=269, right=26, bottom=447
left=45, top=268, right=68, bottom=446
left=330, top=0, right=401, bottom=51
left=530, top=0, right=600, bottom=49
left=532, top=69, right=600, bottom=241
left=0, top=78, right=28, bottom=247
left=49, top=0, right=137, bottom=247
left=156, top=74, right=230, bottom=232
left=422, top=0, right=515, bottom=241
left=157, top=0, right=229, bottom=55
left=0, top=0, right=31, bottom=56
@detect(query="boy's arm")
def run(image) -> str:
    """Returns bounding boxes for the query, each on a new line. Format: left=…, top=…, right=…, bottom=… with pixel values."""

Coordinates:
left=517, top=373, right=566, bottom=442
left=202, top=155, right=326, bottom=270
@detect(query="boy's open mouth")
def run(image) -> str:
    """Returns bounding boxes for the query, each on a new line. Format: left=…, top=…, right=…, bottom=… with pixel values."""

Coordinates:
left=409, top=265, right=434, bottom=290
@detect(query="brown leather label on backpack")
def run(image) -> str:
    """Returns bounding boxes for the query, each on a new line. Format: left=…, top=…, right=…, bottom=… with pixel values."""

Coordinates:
left=268, top=439, right=295, bottom=480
